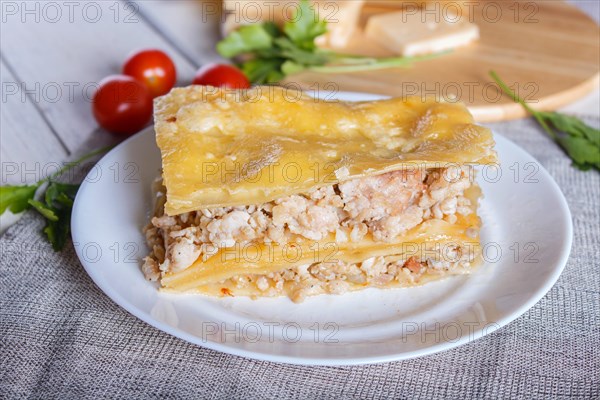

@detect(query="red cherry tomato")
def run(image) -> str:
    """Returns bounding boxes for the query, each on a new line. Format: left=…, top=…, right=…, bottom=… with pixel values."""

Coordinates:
left=92, top=75, right=153, bottom=135
left=192, top=64, right=250, bottom=89
left=123, top=49, right=177, bottom=97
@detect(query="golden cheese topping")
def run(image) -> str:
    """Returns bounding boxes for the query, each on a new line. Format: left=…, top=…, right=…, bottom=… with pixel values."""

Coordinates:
left=154, top=85, right=496, bottom=215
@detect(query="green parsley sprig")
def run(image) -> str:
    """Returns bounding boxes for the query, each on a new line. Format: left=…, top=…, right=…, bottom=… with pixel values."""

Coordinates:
left=0, top=146, right=111, bottom=250
left=217, top=0, right=447, bottom=84
left=491, top=71, right=600, bottom=171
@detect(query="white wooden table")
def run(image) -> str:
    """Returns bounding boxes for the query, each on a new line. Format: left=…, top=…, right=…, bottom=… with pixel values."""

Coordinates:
left=1, top=0, right=598, bottom=227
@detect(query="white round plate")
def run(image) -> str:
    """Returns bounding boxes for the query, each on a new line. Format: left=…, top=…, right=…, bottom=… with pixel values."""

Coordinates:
left=72, top=92, right=572, bottom=366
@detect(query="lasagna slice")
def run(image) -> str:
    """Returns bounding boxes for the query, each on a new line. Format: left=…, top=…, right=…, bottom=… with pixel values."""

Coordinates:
left=143, top=86, right=497, bottom=302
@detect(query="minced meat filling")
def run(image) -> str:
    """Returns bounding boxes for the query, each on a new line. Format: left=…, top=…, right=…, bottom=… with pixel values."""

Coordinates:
left=143, top=166, right=475, bottom=281
left=226, top=252, right=475, bottom=303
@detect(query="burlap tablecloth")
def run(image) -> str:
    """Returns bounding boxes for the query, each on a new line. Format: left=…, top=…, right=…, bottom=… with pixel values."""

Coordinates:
left=1, top=114, right=599, bottom=398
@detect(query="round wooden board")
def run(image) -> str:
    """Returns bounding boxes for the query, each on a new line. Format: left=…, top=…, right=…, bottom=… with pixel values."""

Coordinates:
left=284, top=1, right=599, bottom=122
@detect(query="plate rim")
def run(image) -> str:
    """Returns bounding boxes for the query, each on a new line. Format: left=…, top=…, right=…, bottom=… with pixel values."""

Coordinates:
left=72, top=93, right=573, bottom=366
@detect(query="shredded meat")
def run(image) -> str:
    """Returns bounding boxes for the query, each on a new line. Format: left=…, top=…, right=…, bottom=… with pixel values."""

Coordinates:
left=403, top=257, right=423, bottom=274
left=338, top=169, right=425, bottom=221
left=222, top=247, right=475, bottom=303
left=143, top=167, right=476, bottom=283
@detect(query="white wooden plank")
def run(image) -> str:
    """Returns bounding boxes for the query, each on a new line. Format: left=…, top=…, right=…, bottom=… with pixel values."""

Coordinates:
left=133, top=0, right=225, bottom=65
left=1, top=59, right=68, bottom=185
left=1, top=0, right=197, bottom=154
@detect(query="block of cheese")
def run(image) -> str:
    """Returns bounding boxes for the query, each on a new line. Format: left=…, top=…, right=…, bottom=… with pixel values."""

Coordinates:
left=222, top=0, right=365, bottom=48
left=315, top=0, right=366, bottom=48
left=365, top=9, right=479, bottom=56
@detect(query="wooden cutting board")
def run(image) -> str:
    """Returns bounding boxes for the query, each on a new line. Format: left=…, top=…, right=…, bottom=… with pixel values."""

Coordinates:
left=282, top=1, right=600, bottom=122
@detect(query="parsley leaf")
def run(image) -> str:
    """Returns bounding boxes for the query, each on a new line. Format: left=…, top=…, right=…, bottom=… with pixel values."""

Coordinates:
left=0, top=185, right=39, bottom=214
left=0, top=146, right=111, bottom=250
left=242, top=58, right=286, bottom=84
left=45, top=182, right=79, bottom=206
left=216, top=24, right=274, bottom=58
left=556, top=136, right=600, bottom=170
left=43, top=208, right=72, bottom=251
left=491, top=71, right=600, bottom=171
left=27, top=199, right=59, bottom=221
left=539, top=111, right=600, bottom=148
left=273, top=37, right=328, bottom=65
left=283, top=0, right=327, bottom=51
left=38, top=182, right=80, bottom=251
left=0, top=181, right=77, bottom=250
